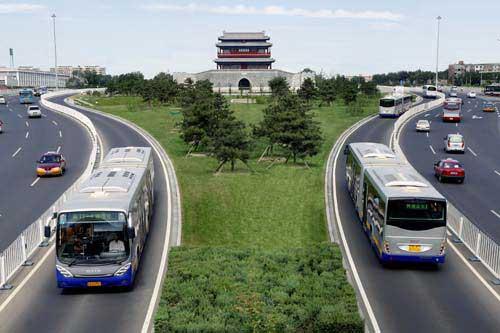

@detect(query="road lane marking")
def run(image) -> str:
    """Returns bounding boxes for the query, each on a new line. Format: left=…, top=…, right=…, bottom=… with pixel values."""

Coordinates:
left=426, top=132, right=429, bottom=138
left=424, top=113, right=430, bottom=117
left=30, top=177, right=40, bottom=187
left=491, top=210, right=500, bottom=219
left=25, top=131, right=29, bottom=139
left=429, top=145, right=436, bottom=155
left=25, top=121, right=29, bottom=127
left=56, top=146, right=61, bottom=153
left=467, top=147, right=478, bottom=156
left=435, top=114, right=440, bottom=118
left=12, top=147, right=22, bottom=157
left=59, top=130, right=62, bottom=138
left=51, top=120, right=58, bottom=126
left=17, top=114, right=22, bottom=118
left=495, top=170, right=500, bottom=177
left=455, top=122, right=458, bottom=127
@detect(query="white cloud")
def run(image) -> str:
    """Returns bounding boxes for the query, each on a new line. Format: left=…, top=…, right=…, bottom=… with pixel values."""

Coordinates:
left=0, top=3, right=45, bottom=14
left=142, top=3, right=404, bottom=21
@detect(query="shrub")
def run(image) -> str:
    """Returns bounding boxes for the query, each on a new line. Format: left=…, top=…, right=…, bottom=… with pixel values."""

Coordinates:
left=155, top=244, right=363, bottom=332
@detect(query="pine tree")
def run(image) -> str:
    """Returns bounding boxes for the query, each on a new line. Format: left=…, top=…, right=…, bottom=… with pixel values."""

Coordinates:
left=297, top=78, right=318, bottom=103
left=268, top=77, right=290, bottom=97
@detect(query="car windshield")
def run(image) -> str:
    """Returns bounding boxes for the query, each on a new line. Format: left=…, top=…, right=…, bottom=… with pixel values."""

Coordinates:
left=443, top=162, right=461, bottom=168
left=380, top=99, right=395, bottom=107
left=427, top=86, right=436, bottom=91
left=40, top=155, right=60, bottom=163
left=449, top=136, right=463, bottom=143
left=56, top=211, right=129, bottom=265
left=387, top=199, right=446, bottom=231
left=418, top=120, right=428, bottom=125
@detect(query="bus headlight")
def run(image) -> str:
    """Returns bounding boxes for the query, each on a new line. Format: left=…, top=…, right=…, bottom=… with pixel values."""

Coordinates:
left=114, top=263, right=131, bottom=276
left=440, top=241, right=446, bottom=255
left=56, top=265, right=73, bottom=278
left=384, top=241, right=390, bottom=253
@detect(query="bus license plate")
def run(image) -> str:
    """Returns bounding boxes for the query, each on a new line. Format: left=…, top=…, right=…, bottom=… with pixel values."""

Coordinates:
left=409, top=245, right=421, bottom=252
left=87, top=281, right=101, bottom=287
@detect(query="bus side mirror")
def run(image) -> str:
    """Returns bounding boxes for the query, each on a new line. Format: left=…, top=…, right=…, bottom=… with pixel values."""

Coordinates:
left=44, top=226, right=51, bottom=238
left=343, top=145, right=349, bottom=155
left=128, top=227, right=136, bottom=240
left=52, top=212, right=57, bottom=219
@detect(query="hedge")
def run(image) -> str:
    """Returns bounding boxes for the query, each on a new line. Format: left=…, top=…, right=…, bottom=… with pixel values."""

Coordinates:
left=155, top=243, right=362, bottom=332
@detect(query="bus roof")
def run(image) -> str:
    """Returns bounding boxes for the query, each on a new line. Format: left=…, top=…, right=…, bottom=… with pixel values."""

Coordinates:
left=381, top=93, right=412, bottom=100
left=349, top=142, right=406, bottom=166
left=365, top=165, right=445, bottom=201
left=101, top=147, right=152, bottom=169
left=59, top=166, right=146, bottom=213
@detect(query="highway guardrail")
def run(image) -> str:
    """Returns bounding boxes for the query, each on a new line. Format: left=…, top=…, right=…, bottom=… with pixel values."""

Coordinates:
left=0, top=89, right=100, bottom=290
left=391, top=91, right=500, bottom=285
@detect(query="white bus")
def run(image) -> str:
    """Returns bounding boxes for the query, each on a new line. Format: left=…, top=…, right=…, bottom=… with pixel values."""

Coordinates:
left=345, top=142, right=447, bottom=264
left=423, top=85, right=438, bottom=98
left=50, top=147, right=154, bottom=289
left=379, top=94, right=413, bottom=117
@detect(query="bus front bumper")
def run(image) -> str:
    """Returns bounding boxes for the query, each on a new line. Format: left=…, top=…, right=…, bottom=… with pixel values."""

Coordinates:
left=56, top=269, right=133, bottom=289
left=380, top=253, right=445, bottom=264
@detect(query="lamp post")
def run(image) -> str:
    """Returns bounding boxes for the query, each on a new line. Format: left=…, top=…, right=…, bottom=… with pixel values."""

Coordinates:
left=52, top=14, right=58, bottom=90
left=435, top=16, right=442, bottom=87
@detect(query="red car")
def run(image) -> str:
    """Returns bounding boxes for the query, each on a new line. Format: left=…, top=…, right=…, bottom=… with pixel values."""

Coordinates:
left=434, top=158, right=465, bottom=183
left=36, top=152, right=67, bottom=176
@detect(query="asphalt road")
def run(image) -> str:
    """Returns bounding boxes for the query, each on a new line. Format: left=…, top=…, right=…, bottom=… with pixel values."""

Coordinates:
left=332, top=101, right=500, bottom=332
left=0, top=94, right=175, bottom=333
left=400, top=93, right=500, bottom=241
left=0, top=95, right=90, bottom=250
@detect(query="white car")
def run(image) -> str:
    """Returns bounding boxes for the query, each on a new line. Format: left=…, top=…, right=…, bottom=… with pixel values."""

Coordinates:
left=0, top=120, right=3, bottom=133
left=416, top=119, right=430, bottom=132
left=444, top=133, right=465, bottom=153
left=449, top=90, right=458, bottom=97
left=27, top=105, right=42, bottom=118
left=467, top=91, right=476, bottom=98
left=0, top=95, right=6, bottom=104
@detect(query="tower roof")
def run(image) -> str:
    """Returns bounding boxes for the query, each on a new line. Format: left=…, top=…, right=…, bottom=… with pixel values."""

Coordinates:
left=219, top=31, right=270, bottom=41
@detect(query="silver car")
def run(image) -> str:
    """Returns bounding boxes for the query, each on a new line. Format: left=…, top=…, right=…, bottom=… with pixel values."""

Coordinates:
left=416, top=119, right=430, bottom=132
left=0, top=95, right=6, bottom=104
left=27, top=105, right=42, bottom=118
left=444, top=134, right=465, bottom=153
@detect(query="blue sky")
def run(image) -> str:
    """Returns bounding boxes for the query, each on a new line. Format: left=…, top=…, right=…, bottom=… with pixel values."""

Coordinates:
left=1, top=0, right=499, bottom=77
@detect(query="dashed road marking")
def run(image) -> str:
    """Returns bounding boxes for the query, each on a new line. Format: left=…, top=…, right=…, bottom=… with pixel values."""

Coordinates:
left=25, top=131, right=29, bottom=139
left=426, top=132, right=429, bottom=138
left=435, top=114, right=440, bottom=118
left=467, top=147, right=478, bottom=156
left=429, top=145, right=436, bottom=155
left=491, top=210, right=500, bottom=219
left=25, top=121, right=29, bottom=127
left=455, top=122, right=458, bottom=127
left=30, top=177, right=40, bottom=187
left=52, top=120, right=58, bottom=126
left=12, top=147, right=22, bottom=157
left=494, top=170, right=500, bottom=177
left=17, top=114, right=22, bottom=118
left=59, top=130, right=62, bottom=138
left=424, top=113, right=430, bottom=117
left=56, top=146, right=61, bottom=153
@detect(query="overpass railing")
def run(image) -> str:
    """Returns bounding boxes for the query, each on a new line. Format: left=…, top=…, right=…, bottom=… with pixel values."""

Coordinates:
left=0, top=90, right=100, bottom=290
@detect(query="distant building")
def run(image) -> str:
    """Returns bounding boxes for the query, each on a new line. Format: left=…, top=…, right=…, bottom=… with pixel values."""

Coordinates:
left=51, top=65, right=107, bottom=76
left=173, top=31, right=313, bottom=94
left=448, top=60, right=500, bottom=82
left=0, top=67, right=69, bottom=88
left=346, top=74, right=373, bottom=82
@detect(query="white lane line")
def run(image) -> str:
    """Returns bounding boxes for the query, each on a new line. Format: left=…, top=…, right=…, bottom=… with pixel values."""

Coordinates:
left=25, top=131, right=29, bottom=139
left=56, top=146, right=61, bottom=153
left=495, top=170, right=500, bottom=177
left=424, top=113, right=430, bottom=117
left=467, top=109, right=472, bottom=112
left=12, top=147, right=22, bottom=157
left=434, top=114, right=440, bottom=118
left=455, top=122, right=458, bottom=127
left=41, top=114, right=47, bottom=118
left=491, top=210, right=500, bottom=219
left=59, top=130, right=62, bottom=138
left=17, top=114, right=22, bottom=118
left=467, top=147, right=478, bottom=156
left=25, top=121, right=29, bottom=127
left=426, top=132, right=429, bottom=138
left=30, top=177, right=40, bottom=187
left=51, top=120, right=58, bottom=126
left=429, top=145, right=436, bottom=155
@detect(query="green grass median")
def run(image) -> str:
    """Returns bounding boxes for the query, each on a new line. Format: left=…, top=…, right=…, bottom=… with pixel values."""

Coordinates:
left=77, top=94, right=377, bottom=332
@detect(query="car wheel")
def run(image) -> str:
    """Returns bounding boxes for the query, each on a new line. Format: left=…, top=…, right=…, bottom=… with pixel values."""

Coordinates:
left=457, top=178, right=463, bottom=184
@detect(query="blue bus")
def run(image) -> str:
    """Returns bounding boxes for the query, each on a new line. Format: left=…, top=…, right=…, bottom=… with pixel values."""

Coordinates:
left=19, top=89, right=34, bottom=104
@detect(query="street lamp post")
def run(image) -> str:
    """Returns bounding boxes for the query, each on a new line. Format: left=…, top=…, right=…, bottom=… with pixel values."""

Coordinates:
left=435, top=16, right=442, bottom=87
left=52, top=14, right=58, bottom=90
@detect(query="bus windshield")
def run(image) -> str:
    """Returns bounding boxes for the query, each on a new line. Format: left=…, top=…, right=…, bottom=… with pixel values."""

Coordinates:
left=380, top=99, right=395, bottom=107
left=387, top=199, right=446, bottom=231
left=444, top=103, right=460, bottom=110
left=19, top=90, right=32, bottom=97
left=57, top=211, right=130, bottom=265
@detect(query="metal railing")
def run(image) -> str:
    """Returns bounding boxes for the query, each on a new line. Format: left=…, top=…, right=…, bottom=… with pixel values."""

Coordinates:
left=390, top=90, right=500, bottom=284
left=0, top=89, right=99, bottom=290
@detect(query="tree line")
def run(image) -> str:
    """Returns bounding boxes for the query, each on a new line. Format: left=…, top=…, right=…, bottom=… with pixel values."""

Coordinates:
left=371, top=69, right=448, bottom=86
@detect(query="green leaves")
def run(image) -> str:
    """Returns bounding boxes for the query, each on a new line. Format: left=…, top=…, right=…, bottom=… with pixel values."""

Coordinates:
left=155, top=244, right=363, bottom=333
